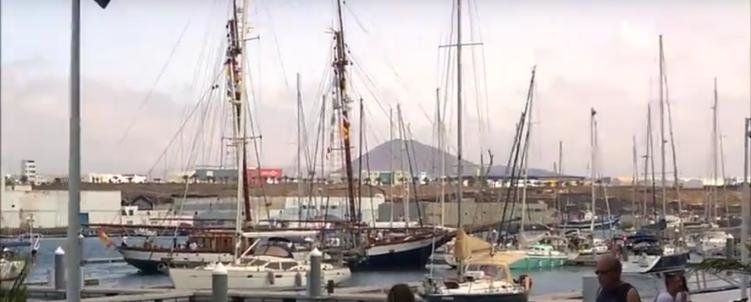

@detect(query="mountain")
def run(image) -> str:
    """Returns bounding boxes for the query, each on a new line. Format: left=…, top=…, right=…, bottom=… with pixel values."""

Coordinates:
left=351, top=139, right=477, bottom=177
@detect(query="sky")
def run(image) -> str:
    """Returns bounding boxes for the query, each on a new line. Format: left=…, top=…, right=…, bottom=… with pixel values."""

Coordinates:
left=1, top=0, right=750, bottom=179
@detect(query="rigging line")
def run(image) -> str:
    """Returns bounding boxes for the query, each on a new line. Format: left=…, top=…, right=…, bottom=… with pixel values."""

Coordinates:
left=467, top=0, right=485, bottom=148
left=147, top=70, right=224, bottom=176
left=342, top=0, right=369, bottom=34
left=118, top=19, right=193, bottom=144
left=260, top=1, right=291, bottom=90
left=348, top=56, right=390, bottom=118
left=470, top=0, right=491, bottom=136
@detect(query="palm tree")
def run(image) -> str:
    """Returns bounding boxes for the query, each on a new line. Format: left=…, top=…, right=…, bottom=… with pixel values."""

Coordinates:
left=690, top=243, right=751, bottom=274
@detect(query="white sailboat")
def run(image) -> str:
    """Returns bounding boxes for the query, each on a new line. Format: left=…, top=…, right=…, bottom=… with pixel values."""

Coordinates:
left=168, top=231, right=350, bottom=290
left=421, top=1, right=527, bottom=301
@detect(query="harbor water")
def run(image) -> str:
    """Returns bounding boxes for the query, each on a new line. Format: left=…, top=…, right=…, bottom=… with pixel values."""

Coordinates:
left=22, top=237, right=621, bottom=296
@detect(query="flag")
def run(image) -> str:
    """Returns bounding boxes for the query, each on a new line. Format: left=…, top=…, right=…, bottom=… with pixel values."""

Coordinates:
left=97, top=228, right=113, bottom=248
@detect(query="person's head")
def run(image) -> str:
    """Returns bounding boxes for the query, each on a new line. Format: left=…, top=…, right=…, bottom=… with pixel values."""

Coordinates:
left=664, top=272, right=685, bottom=294
left=595, top=254, right=622, bottom=289
left=387, top=284, right=415, bottom=302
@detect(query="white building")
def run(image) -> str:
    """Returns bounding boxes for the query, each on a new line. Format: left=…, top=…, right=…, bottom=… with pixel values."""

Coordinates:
left=0, top=188, right=122, bottom=229
left=20, top=160, right=37, bottom=183
left=86, top=173, right=148, bottom=184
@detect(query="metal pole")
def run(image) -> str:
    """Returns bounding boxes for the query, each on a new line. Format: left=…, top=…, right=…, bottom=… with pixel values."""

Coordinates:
left=741, top=118, right=749, bottom=300
left=308, top=248, right=322, bottom=297
left=67, top=0, right=82, bottom=300
left=212, top=263, right=228, bottom=302
left=54, top=247, right=65, bottom=290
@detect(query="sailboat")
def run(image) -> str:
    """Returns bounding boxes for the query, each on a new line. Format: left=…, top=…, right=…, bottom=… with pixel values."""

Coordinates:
left=422, top=1, right=527, bottom=300
left=623, top=35, right=689, bottom=274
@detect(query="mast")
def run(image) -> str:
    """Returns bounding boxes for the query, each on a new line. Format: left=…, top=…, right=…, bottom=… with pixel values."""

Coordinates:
left=519, top=66, right=537, bottom=240
left=648, top=103, right=657, bottom=221
left=632, top=135, right=638, bottom=225
left=358, top=97, right=364, bottom=222
left=333, top=0, right=358, bottom=223
left=712, top=78, right=719, bottom=221
left=226, top=0, right=250, bottom=257
left=437, top=88, right=446, bottom=227
left=227, top=0, right=252, bottom=224
left=297, top=73, right=304, bottom=221
left=658, top=35, right=667, bottom=219
left=389, top=107, right=394, bottom=228
left=590, top=108, right=597, bottom=235
left=456, top=0, right=464, bottom=276
left=557, top=141, right=563, bottom=224
left=397, top=105, right=410, bottom=225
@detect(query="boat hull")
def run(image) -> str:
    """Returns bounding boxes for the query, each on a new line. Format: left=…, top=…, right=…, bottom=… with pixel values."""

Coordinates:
left=118, top=248, right=234, bottom=274
left=168, top=266, right=351, bottom=290
left=509, top=255, right=568, bottom=270
left=422, top=292, right=528, bottom=302
left=351, top=235, right=448, bottom=270
left=623, top=252, right=689, bottom=274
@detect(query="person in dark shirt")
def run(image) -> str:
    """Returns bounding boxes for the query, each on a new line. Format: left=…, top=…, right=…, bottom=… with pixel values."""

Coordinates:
left=387, top=284, right=415, bottom=302
left=595, top=255, right=641, bottom=302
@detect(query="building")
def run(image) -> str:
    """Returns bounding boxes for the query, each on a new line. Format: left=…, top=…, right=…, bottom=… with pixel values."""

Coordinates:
left=20, top=160, right=37, bottom=184
left=194, top=167, right=237, bottom=183
left=86, top=173, right=148, bottom=184
left=246, top=168, right=283, bottom=185
left=0, top=187, right=122, bottom=229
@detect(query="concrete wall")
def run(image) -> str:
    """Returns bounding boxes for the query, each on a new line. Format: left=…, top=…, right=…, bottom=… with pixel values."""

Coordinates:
left=379, top=199, right=556, bottom=227
left=0, top=190, right=122, bottom=229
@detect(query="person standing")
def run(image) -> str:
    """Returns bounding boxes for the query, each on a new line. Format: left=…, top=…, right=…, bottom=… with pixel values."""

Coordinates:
left=595, top=255, right=641, bottom=302
left=655, top=272, right=690, bottom=302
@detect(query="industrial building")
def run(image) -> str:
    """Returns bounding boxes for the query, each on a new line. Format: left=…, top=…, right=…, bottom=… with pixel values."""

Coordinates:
left=0, top=186, right=122, bottom=230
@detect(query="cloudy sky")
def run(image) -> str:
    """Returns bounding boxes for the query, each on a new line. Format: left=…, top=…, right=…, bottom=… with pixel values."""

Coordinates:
left=1, top=0, right=749, bottom=179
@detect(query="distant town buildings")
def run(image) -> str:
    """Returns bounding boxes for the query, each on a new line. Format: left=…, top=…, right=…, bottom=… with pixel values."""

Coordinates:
left=85, top=173, right=147, bottom=184
left=20, top=159, right=37, bottom=184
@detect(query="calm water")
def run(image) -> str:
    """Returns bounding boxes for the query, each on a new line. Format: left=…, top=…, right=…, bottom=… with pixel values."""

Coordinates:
left=19, top=237, right=665, bottom=297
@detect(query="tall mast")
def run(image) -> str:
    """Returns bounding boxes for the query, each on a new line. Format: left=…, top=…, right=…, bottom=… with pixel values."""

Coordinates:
left=334, top=0, right=357, bottom=223
left=437, top=88, right=446, bottom=227
left=590, top=108, right=597, bottom=235
left=519, top=66, right=536, bottom=239
left=632, top=135, right=638, bottom=225
left=663, top=50, right=681, bottom=218
left=456, top=0, right=464, bottom=276
left=226, top=0, right=250, bottom=257
left=642, top=105, right=650, bottom=221
left=712, top=78, right=719, bottom=221
left=658, top=35, right=667, bottom=219
left=226, top=0, right=251, bottom=223
left=296, top=73, right=304, bottom=221
left=358, top=97, right=364, bottom=223
left=648, top=102, right=657, bottom=221
left=389, top=107, right=394, bottom=228
left=557, top=141, right=563, bottom=223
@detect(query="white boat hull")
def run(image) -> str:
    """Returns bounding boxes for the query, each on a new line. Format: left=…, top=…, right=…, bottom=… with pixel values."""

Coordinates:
left=168, top=266, right=351, bottom=290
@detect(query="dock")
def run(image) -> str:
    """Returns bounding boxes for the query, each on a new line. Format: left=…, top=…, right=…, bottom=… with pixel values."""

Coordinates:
left=81, top=257, right=126, bottom=265
left=26, top=286, right=585, bottom=302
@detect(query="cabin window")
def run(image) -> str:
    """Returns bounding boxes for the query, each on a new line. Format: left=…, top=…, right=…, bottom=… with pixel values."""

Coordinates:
left=128, top=210, right=134, bottom=216
left=267, top=262, right=282, bottom=270
left=280, top=262, right=297, bottom=270
left=250, top=259, right=268, bottom=267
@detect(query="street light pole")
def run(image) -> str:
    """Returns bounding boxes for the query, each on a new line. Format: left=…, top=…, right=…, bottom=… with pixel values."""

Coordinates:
left=66, top=0, right=82, bottom=300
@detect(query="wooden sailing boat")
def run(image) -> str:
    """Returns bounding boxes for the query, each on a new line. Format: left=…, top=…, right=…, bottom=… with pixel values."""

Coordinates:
left=329, top=0, right=450, bottom=268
